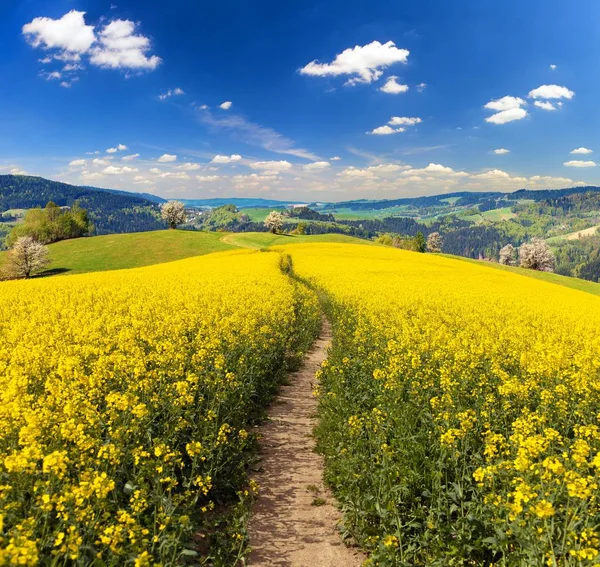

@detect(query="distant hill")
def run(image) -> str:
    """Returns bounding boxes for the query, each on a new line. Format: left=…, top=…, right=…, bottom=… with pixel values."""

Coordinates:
left=180, top=197, right=306, bottom=208
left=0, top=175, right=163, bottom=235
left=82, top=186, right=166, bottom=204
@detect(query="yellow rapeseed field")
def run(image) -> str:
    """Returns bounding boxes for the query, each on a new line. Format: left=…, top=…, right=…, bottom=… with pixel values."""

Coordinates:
left=0, top=249, right=319, bottom=566
left=285, top=243, right=600, bottom=566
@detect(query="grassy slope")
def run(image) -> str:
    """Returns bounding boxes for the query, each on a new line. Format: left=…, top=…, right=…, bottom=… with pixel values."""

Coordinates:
left=0, top=230, right=235, bottom=275
left=444, top=254, right=600, bottom=297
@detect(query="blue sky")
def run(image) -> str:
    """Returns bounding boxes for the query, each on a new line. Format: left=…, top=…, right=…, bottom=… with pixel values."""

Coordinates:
left=2, top=0, right=600, bottom=200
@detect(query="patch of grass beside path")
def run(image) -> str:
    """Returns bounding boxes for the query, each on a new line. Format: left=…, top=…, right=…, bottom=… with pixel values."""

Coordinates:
left=444, top=254, right=600, bottom=297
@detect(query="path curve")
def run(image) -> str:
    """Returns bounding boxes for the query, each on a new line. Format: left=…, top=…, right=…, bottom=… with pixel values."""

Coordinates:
left=220, top=234, right=259, bottom=249
left=247, top=319, right=365, bottom=566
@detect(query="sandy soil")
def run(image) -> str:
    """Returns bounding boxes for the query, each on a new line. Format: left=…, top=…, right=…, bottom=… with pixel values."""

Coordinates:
left=247, top=319, right=365, bottom=567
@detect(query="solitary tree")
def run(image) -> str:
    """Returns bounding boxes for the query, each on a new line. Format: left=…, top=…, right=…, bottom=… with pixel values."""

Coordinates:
left=415, top=231, right=427, bottom=253
left=499, top=244, right=516, bottom=266
left=4, top=236, right=50, bottom=279
left=264, top=211, right=284, bottom=234
left=427, top=232, right=443, bottom=253
left=519, top=238, right=556, bottom=272
left=161, top=201, right=186, bottom=229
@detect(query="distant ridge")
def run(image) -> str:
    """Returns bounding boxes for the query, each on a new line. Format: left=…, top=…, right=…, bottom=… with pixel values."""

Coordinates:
left=180, top=197, right=307, bottom=208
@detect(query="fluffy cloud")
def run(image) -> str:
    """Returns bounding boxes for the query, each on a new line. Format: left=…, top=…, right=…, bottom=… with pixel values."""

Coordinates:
left=330, top=156, right=341, bottom=161
left=337, top=167, right=376, bottom=179
left=23, top=11, right=95, bottom=53
left=175, top=163, right=202, bottom=171
left=196, top=175, right=220, bottom=182
left=528, top=84, right=574, bottom=99
left=92, top=158, right=111, bottom=166
left=90, top=19, right=161, bottom=70
left=402, top=163, right=469, bottom=177
left=493, top=148, right=510, bottom=155
left=484, top=96, right=526, bottom=112
left=379, top=76, right=408, bottom=94
left=299, top=41, right=409, bottom=85
left=219, top=101, right=233, bottom=110
left=303, top=161, right=331, bottom=170
left=23, top=11, right=161, bottom=79
left=534, top=101, right=556, bottom=111
left=485, top=107, right=527, bottom=125
left=102, top=165, right=138, bottom=175
left=416, top=82, right=427, bottom=92
left=369, top=116, right=421, bottom=135
left=122, top=153, right=140, bottom=161
left=389, top=116, right=422, bottom=126
left=471, top=169, right=526, bottom=183
left=69, top=159, right=86, bottom=167
left=550, top=64, right=557, bottom=71
left=157, top=153, right=177, bottom=163
left=367, top=164, right=407, bottom=173
left=564, top=160, right=596, bottom=167
left=249, top=160, right=292, bottom=172
left=370, top=125, right=404, bottom=135
left=571, top=147, right=593, bottom=155
left=106, top=144, right=128, bottom=153
left=159, top=88, right=184, bottom=100
left=211, top=154, right=242, bottom=164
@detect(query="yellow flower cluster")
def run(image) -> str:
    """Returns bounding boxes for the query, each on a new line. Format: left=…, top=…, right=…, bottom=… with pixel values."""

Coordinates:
left=285, top=243, right=600, bottom=565
left=0, top=250, right=319, bottom=565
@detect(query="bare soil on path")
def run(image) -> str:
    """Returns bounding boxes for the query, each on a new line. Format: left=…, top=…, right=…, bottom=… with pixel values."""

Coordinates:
left=247, top=319, right=365, bottom=567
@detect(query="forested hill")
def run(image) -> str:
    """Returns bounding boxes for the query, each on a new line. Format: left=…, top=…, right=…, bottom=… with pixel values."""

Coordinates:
left=0, top=175, right=163, bottom=234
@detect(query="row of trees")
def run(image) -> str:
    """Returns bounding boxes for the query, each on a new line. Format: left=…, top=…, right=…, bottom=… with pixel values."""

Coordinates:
left=499, top=238, right=556, bottom=272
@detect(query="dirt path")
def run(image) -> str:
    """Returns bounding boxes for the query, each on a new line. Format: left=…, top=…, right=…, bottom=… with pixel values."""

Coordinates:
left=247, top=319, right=365, bottom=567
left=220, top=234, right=259, bottom=249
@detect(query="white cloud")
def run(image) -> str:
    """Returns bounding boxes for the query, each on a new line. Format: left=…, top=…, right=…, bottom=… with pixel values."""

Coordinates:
left=92, top=158, right=111, bottom=166
left=550, top=64, right=557, bottom=71
left=133, top=175, right=153, bottom=185
left=159, top=87, right=184, bottom=100
left=493, top=149, right=510, bottom=155
left=199, top=104, right=209, bottom=110
left=122, top=153, right=140, bottom=161
left=156, top=171, right=190, bottom=180
left=534, top=101, right=556, bottom=111
left=389, top=116, right=422, bottom=126
left=249, top=160, right=292, bottom=172
left=157, top=153, right=177, bottom=163
left=106, top=144, right=127, bottom=154
left=210, top=154, right=242, bottom=164
left=370, top=125, right=404, bottom=135
left=299, top=40, right=409, bottom=85
left=81, top=171, right=104, bottom=181
left=196, top=175, right=220, bottom=182
left=485, top=107, right=527, bottom=125
left=175, top=162, right=202, bottom=171
left=402, top=163, right=469, bottom=177
left=471, top=169, right=526, bottom=182
left=564, top=160, right=596, bottom=167
left=149, top=167, right=162, bottom=174
left=330, top=156, right=341, bottom=161
left=369, top=116, right=421, bottom=135
left=367, top=164, right=406, bottom=173
left=69, top=159, right=86, bottom=167
left=303, top=161, right=331, bottom=170
left=90, top=19, right=161, bottom=70
left=528, top=84, right=574, bottom=99
left=23, top=11, right=95, bottom=53
left=379, top=76, right=408, bottom=94
left=484, top=96, right=526, bottom=111
left=219, top=101, right=233, bottom=110
left=416, top=82, right=427, bottom=92
left=102, top=165, right=138, bottom=175
left=337, top=167, right=376, bottom=179
left=571, top=147, right=593, bottom=155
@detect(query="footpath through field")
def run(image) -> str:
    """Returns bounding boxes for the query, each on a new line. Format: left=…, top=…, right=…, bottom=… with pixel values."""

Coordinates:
left=247, top=318, right=364, bottom=566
